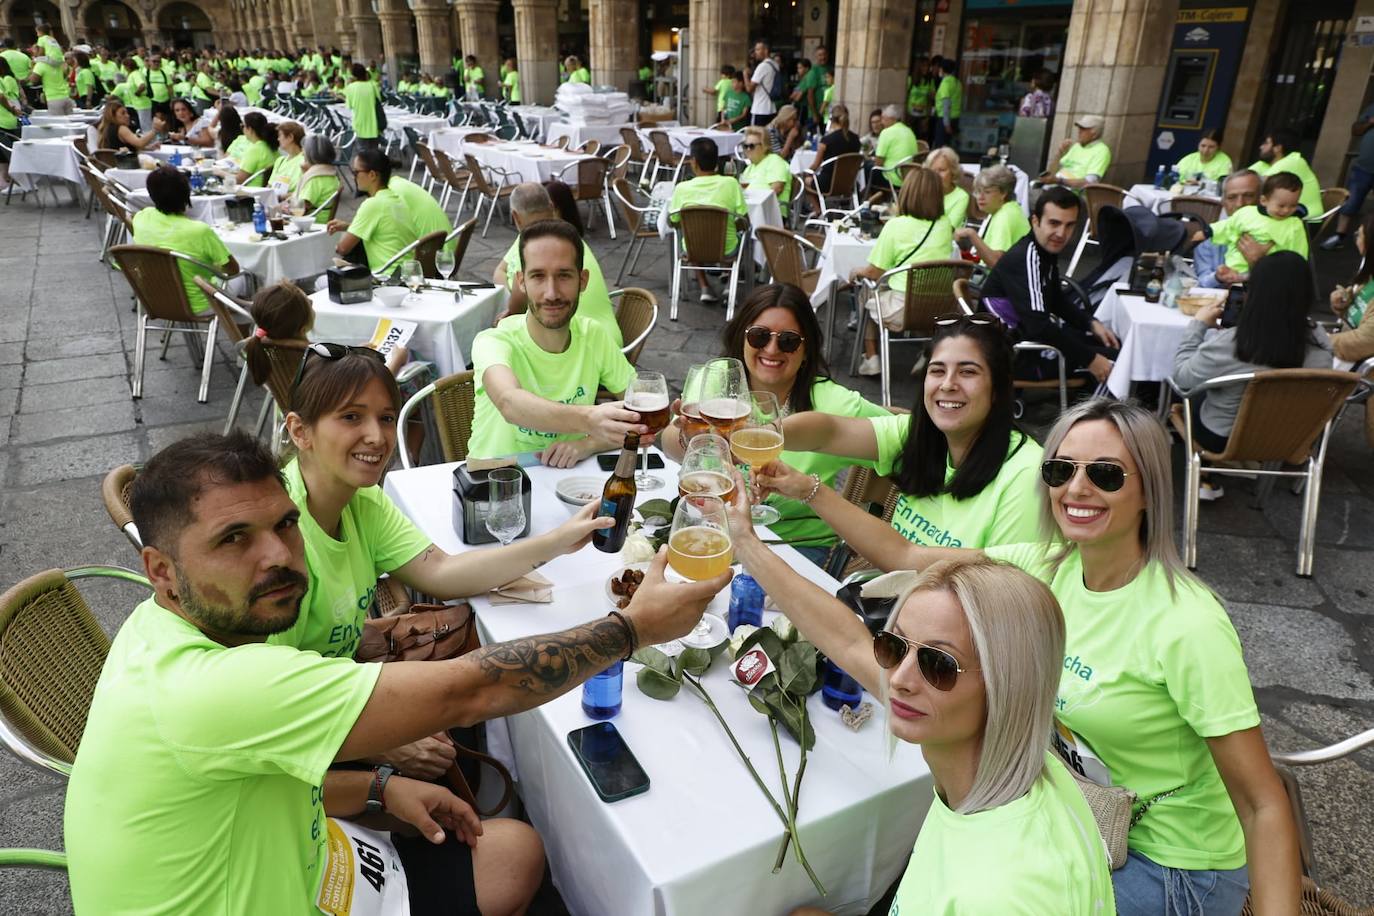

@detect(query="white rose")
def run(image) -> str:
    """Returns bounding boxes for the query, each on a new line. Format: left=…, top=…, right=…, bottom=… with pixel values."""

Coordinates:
left=619, top=531, right=657, bottom=565
left=770, top=615, right=799, bottom=645
left=727, top=624, right=759, bottom=660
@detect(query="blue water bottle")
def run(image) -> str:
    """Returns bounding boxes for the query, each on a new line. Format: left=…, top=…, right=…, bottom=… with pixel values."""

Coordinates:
left=582, top=661, right=623, bottom=719
left=728, top=573, right=764, bottom=633
left=170, top=149, right=181, bottom=167
left=1154, top=164, right=1165, bottom=189
left=821, top=659, right=863, bottom=710
left=252, top=201, right=267, bottom=234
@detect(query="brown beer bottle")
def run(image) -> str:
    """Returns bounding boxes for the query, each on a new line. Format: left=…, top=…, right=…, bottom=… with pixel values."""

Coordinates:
left=593, top=432, right=640, bottom=553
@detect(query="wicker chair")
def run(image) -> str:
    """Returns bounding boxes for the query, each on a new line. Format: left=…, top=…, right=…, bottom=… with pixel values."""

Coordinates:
left=88, top=148, right=117, bottom=170
left=800, top=152, right=864, bottom=215
left=193, top=276, right=258, bottom=433
left=1066, top=182, right=1129, bottom=276
left=307, top=187, right=341, bottom=222
left=444, top=217, right=478, bottom=278
left=100, top=464, right=142, bottom=550
left=610, top=177, right=665, bottom=285
left=1166, top=369, right=1361, bottom=576
left=755, top=226, right=822, bottom=296
left=413, top=229, right=450, bottom=279
left=605, top=144, right=633, bottom=182
left=1314, top=187, right=1349, bottom=239
left=464, top=153, right=517, bottom=237
left=858, top=259, right=974, bottom=406
left=555, top=156, right=614, bottom=238
left=84, top=166, right=133, bottom=262
left=396, top=370, right=475, bottom=468
left=1165, top=195, right=1223, bottom=224
left=646, top=129, right=684, bottom=185
left=412, top=141, right=448, bottom=199
left=610, top=287, right=658, bottom=364
left=668, top=204, right=749, bottom=322
left=433, top=150, right=474, bottom=217
left=108, top=244, right=234, bottom=403
left=372, top=576, right=412, bottom=618
left=549, top=135, right=570, bottom=150
left=576, top=139, right=601, bottom=157
left=0, top=566, right=150, bottom=778
left=831, top=468, right=903, bottom=580
left=619, top=126, right=650, bottom=180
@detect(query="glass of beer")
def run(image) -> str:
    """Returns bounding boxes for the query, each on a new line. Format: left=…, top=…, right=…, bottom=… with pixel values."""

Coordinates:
left=699, top=358, right=751, bottom=440
left=678, top=436, right=736, bottom=504
left=730, top=390, right=785, bottom=525
left=677, top=364, right=714, bottom=450
left=625, top=369, right=671, bottom=489
left=667, top=495, right=733, bottom=641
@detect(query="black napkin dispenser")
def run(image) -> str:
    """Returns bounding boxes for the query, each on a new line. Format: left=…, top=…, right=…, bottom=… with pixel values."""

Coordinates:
left=327, top=265, right=373, bottom=304
left=452, top=463, right=533, bottom=546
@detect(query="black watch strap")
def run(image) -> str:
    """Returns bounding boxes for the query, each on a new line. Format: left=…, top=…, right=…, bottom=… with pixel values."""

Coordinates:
left=365, top=765, right=395, bottom=815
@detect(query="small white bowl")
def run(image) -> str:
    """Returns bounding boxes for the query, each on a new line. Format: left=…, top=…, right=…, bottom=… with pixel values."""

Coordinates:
left=373, top=287, right=408, bottom=308
left=291, top=215, right=315, bottom=233
left=554, top=475, right=603, bottom=513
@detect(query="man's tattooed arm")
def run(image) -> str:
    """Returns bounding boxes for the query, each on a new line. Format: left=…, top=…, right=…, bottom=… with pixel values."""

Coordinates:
left=473, top=616, right=635, bottom=705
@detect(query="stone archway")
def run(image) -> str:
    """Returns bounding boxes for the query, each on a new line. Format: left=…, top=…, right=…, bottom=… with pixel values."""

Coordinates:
left=5, top=0, right=66, bottom=46
left=82, top=0, right=142, bottom=50
left=156, top=0, right=209, bottom=48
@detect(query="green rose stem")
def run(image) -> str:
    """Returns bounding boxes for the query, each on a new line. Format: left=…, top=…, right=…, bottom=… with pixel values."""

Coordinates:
left=682, top=673, right=826, bottom=896
left=773, top=695, right=810, bottom=872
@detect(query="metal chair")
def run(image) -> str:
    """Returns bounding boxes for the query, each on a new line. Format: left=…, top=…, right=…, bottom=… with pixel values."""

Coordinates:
left=307, top=187, right=341, bottom=222
left=604, top=144, right=633, bottom=183
left=548, top=134, right=570, bottom=150
left=668, top=204, right=749, bottom=322
left=755, top=225, right=822, bottom=296
left=396, top=370, right=475, bottom=468
left=859, top=259, right=974, bottom=406
left=619, top=126, right=650, bottom=181
left=193, top=276, right=258, bottom=433
left=646, top=129, right=684, bottom=185
left=464, top=153, right=517, bottom=237
left=1167, top=369, right=1361, bottom=576
left=610, top=287, right=658, bottom=364
left=1165, top=195, right=1223, bottom=224
left=444, top=217, right=478, bottom=278
left=799, top=152, right=864, bottom=215
left=0, top=566, right=150, bottom=778
left=575, top=139, right=601, bottom=157
left=433, top=149, right=474, bottom=217
left=1067, top=182, right=1129, bottom=277
left=100, top=464, right=142, bottom=550
left=108, top=244, right=233, bottom=403
left=412, top=229, right=450, bottom=279
left=610, top=178, right=665, bottom=285
left=556, top=156, right=615, bottom=238
left=1314, top=187, right=1349, bottom=240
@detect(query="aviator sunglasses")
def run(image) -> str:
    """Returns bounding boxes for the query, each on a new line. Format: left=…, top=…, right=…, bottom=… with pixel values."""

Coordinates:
left=1040, top=458, right=1134, bottom=492
left=873, top=631, right=977, bottom=691
left=744, top=326, right=805, bottom=353
left=289, top=342, right=386, bottom=410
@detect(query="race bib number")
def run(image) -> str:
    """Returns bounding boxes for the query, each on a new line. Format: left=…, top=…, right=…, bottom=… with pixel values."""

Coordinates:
left=315, top=819, right=410, bottom=916
left=367, top=318, right=417, bottom=359
left=1052, top=720, right=1113, bottom=788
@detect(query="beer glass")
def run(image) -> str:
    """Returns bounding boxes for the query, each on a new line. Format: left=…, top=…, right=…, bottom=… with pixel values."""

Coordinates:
left=677, top=364, right=713, bottom=449
left=699, top=358, right=750, bottom=440
left=677, top=435, right=736, bottom=503
left=730, top=390, right=784, bottom=525
left=625, top=369, right=670, bottom=489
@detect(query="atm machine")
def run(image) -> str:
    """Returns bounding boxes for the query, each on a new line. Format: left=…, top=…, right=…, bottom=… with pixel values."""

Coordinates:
left=1145, top=3, right=1253, bottom=179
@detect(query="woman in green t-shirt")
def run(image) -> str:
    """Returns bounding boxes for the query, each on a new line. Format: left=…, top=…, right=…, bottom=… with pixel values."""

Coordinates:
left=0, top=59, right=23, bottom=191
left=765, top=316, right=1041, bottom=568
left=925, top=145, right=969, bottom=229
left=235, top=110, right=280, bottom=186
left=292, top=134, right=343, bottom=222
left=268, top=120, right=306, bottom=193
left=1175, top=128, right=1233, bottom=184
left=953, top=164, right=1029, bottom=267
left=739, top=125, right=793, bottom=216
left=728, top=544, right=1114, bottom=914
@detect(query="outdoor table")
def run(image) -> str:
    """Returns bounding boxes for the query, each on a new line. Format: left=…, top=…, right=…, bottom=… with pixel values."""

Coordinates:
left=20, top=122, right=84, bottom=140
left=510, top=105, right=561, bottom=140
left=1094, top=283, right=1195, bottom=398
left=640, top=125, right=739, bottom=157
left=466, top=140, right=593, bottom=185
left=811, top=226, right=878, bottom=361
left=29, top=111, right=98, bottom=126
left=126, top=185, right=278, bottom=226
left=9, top=138, right=82, bottom=192
left=308, top=285, right=505, bottom=377
left=383, top=454, right=930, bottom=916
left=217, top=221, right=335, bottom=285
left=1126, top=183, right=1219, bottom=216
left=144, top=145, right=200, bottom=164
left=429, top=127, right=496, bottom=160
left=545, top=122, right=632, bottom=150
left=386, top=113, right=450, bottom=146
left=960, top=162, right=1030, bottom=214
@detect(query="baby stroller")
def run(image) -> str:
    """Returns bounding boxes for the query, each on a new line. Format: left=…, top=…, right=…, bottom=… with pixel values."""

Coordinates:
left=1069, top=204, right=1194, bottom=312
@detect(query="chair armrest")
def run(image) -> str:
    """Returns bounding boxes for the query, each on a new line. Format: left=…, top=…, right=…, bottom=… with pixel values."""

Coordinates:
left=1272, top=726, right=1374, bottom=766
left=1165, top=371, right=1258, bottom=400
left=166, top=249, right=236, bottom=282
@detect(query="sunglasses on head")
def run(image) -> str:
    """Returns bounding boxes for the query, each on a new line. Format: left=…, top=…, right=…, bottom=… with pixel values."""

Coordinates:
left=288, top=342, right=386, bottom=410
left=933, top=313, right=997, bottom=328
left=744, top=326, right=804, bottom=353
left=1040, top=458, right=1133, bottom=492
left=873, top=630, right=976, bottom=691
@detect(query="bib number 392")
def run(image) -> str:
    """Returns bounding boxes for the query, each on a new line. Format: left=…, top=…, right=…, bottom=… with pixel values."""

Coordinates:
left=316, top=818, right=411, bottom=916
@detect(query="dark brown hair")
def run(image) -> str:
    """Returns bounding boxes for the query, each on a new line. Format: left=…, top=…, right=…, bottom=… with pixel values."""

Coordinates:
left=720, top=283, right=829, bottom=413
left=245, top=282, right=314, bottom=386
left=896, top=167, right=945, bottom=222
left=290, top=351, right=401, bottom=424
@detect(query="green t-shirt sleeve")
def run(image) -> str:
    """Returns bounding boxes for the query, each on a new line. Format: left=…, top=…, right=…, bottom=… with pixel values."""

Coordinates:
left=502, top=239, right=520, bottom=282
left=1208, top=212, right=1240, bottom=248
left=983, top=205, right=1029, bottom=252
left=191, top=223, right=232, bottom=268
left=1159, top=595, right=1261, bottom=738
left=869, top=412, right=912, bottom=477
left=986, top=436, right=1047, bottom=547
left=348, top=195, right=383, bottom=243
left=875, top=127, right=896, bottom=161
left=355, top=486, right=433, bottom=573
left=982, top=541, right=1057, bottom=580
left=471, top=326, right=513, bottom=383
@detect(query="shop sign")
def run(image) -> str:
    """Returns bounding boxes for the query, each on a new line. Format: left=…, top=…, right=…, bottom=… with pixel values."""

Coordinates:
left=1157, top=130, right=1175, bottom=150
left=1176, top=7, right=1247, bottom=23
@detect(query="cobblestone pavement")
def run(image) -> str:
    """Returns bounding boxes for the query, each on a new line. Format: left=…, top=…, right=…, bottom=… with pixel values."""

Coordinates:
left=0, top=179, right=1371, bottom=913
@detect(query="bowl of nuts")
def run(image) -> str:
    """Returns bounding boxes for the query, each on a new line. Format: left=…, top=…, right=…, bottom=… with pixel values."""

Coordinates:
left=605, top=563, right=649, bottom=611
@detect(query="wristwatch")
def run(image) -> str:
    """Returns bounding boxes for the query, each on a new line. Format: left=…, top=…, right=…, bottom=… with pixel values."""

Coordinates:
left=365, top=765, right=395, bottom=815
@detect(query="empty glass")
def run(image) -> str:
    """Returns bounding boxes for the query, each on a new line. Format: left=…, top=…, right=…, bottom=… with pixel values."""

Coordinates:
left=435, top=249, right=456, bottom=282
left=485, top=468, right=526, bottom=545
left=400, top=259, right=424, bottom=303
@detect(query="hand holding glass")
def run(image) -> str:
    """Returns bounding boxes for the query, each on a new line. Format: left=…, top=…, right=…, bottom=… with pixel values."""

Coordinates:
left=730, top=391, right=784, bottom=525
left=625, top=369, right=671, bottom=490
left=485, top=468, right=526, bottom=546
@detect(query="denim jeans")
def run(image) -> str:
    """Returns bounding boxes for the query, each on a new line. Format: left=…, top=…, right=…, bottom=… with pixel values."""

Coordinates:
left=1340, top=163, right=1374, bottom=216
left=1112, top=849, right=1250, bottom=916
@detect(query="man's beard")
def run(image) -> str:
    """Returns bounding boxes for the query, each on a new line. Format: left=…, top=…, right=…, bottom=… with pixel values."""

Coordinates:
left=175, top=566, right=307, bottom=637
left=531, top=291, right=580, bottom=331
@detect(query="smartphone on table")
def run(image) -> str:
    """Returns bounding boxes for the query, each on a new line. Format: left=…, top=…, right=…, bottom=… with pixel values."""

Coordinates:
left=598, top=452, right=663, bottom=472
left=566, top=722, right=650, bottom=803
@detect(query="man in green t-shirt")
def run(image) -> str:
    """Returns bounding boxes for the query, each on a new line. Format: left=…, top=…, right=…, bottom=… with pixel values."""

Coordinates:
left=0, top=41, right=32, bottom=81
left=463, top=54, right=485, bottom=99
left=790, top=47, right=828, bottom=128
left=131, top=166, right=240, bottom=314
left=343, top=62, right=381, bottom=145
left=65, top=431, right=728, bottom=915
left=1255, top=127, right=1323, bottom=221
left=873, top=103, right=918, bottom=192
left=932, top=55, right=962, bottom=149
left=471, top=219, right=641, bottom=466
left=502, top=57, right=521, bottom=103
left=669, top=137, right=748, bottom=301
left=1044, top=114, right=1112, bottom=189
left=327, top=147, right=420, bottom=274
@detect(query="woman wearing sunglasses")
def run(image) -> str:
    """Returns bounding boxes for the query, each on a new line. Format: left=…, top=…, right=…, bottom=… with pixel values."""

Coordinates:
left=726, top=544, right=1115, bottom=912
left=739, top=125, right=794, bottom=219
left=760, top=315, right=1042, bottom=569
left=782, top=398, right=1299, bottom=915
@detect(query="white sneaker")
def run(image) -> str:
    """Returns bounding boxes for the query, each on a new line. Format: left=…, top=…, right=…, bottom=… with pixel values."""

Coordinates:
left=1198, top=481, right=1225, bottom=502
left=699, top=290, right=720, bottom=303
left=846, top=313, right=859, bottom=331
left=858, top=355, right=881, bottom=376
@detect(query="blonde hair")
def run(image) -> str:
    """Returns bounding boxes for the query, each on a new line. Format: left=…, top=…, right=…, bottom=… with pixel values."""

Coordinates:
left=877, top=557, right=1065, bottom=814
left=742, top=125, right=768, bottom=147
left=924, top=145, right=960, bottom=176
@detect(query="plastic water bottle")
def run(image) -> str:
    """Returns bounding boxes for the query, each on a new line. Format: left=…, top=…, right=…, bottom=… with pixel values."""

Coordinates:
left=252, top=201, right=267, bottom=234
left=170, top=149, right=181, bottom=167
left=1154, top=164, right=1166, bottom=189
left=581, top=661, right=623, bottom=719
left=728, top=574, right=764, bottom=633
left=821, top=659, right=863, bottom=710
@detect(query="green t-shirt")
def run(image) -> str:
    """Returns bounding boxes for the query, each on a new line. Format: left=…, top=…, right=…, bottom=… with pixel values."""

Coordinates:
left=669, top=173, right=748, bottom=255
left=889, top=753, right=1114, bottom=915
left=349, top=186, right=419, bottom=273
left=983, top=201, right=1031, bottom=253
left=875, top=121, right=919, bottom=187
left=1209, top=204, right=1309, bottom=273
left=65, top=597, right=381, bottom=914
left=569, top=67, right=591, bottom=84
left=388, top=176, right=454, bottom=249
left=1058, top=140, right=1111, bottom=181
left=985, top=543, right=1260, bottom=870
left=125, top=70, right=151, bottom=109
left=770, top=380, right=888, bottom=545
left=934, top=74, right=962, bottom=119
left=344, top=78, right=381, bottom=139
left=0, top=75, right=20, bottom=130
left=130, top=208, right=233, bottom=314
left=75, top=67, right=98, bottom=98
left=33, top=59, right=69, bottom=101
left=144, top=67, right=172, bottom=102
left=1248, top=160, right=1270, bottom=177
left=237, top=139, right=278, bottom=186
left=469, top=313, right=636, bottom=459
left=37, top=35, right=62, bottom=60
left=268, top=460, right=431, bottom=658
left=244, top=74, right=266, bottom=105
left=871, top=417, right=1042, bottom=547
left=502, top=238, right=622, bottom=346
left=299, top=173, right=341, bottom=222
left=269, top=151, right=304, bottom=193
left=741, top=152, right=793, bottom=216
left=944, top=185, right=969, bottom=229
left=0, top=48, right=31, bottom=80
left=1267, top=150, right=1323, bottom=220
left=503, top=69, right=522, bottom=103
left=225, top=133, right=251, bottom=161
left=193, top=70, right=216, bottom=100
left=713, top=76, right=731, bottom=111
left=722, top=88, right=750, bottom=124
left=907, top=76, right=934, bottom=113
left=1175, top=150, right=1233, bottom=183
left=465, top=66, right=485, bottom=95
left=868, top=214, right=956, bottom=293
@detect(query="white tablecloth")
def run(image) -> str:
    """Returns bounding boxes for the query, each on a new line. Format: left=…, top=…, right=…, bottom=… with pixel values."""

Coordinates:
left=961, top=162, right=1030, bottom=214
left=144, top=145, right=200, bottom=164
left=1126, top=183, right=1219, bottom=216
left=218, top=222, right=335, bottom=284
left=9, top=138, right=82, bottom=190
left=429, top=127, right=495, bottom=160
left=545, top=122, right=632, bottom=150
left=466, top=140, right=593, bottom=186
left=382, top=455, right=930, bottom=916
left=510, top=105, right=561, bottom=140
left=308, top=286, right=504, bottom=377
left=126, top=186, right=278, bottom=226
left=29, top=112, right=98, bottom=126
left=811, top=227, right=878, bottom=308
left=20, top=122, right=85, bottom=140
left=1094, top=284, right=1195, bottom=398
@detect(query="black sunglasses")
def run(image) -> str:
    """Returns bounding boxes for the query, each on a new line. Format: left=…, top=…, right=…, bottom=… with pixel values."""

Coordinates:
left=288, top=342, right=386, bottom=410
left=933, top=313, right=997, bottom=328
left=873, top=630, right=977, bottom=691
left=1040, top=458, right=1134, bottom=492
left=744, top=326, right=804, bottom=353
left=740, top=142, right=760, bottom=150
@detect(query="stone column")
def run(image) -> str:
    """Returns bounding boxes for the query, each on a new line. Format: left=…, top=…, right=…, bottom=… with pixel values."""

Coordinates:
left=412, top=0, right=451, bottom=76
left=376, top=0, right=415, bottom=81
left=832, top=0, right=913, bottom=130
left=268, top=0, right=288, bottom=49
left=59, top=1, right=80, bottom=51
left=1223, top=0, right=1284, bottom=167
left=292, top=0, right=315, bottom=48
left=687, top=0, right=747, bottom=125
left=350, top=0, right=384, bottom=64
left=588, top=0, right=638, bottom=92
left=455, top=0, right=500, bottom=97
left=1052, top=0, right=1180, bottom=185
left=333, top=0, right=354, bottom=53
left=511, top=0, right=558, bottom=105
